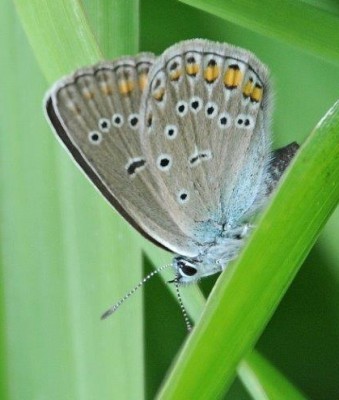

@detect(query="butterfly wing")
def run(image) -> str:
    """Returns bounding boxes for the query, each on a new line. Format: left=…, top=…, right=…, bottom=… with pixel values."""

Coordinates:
left=139, top=39, right=272, bottom=244
left=45, top=54, right=201, bottom=256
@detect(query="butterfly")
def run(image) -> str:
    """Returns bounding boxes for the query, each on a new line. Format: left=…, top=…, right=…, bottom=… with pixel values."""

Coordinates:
left=45, top=39, right=298, bottom=320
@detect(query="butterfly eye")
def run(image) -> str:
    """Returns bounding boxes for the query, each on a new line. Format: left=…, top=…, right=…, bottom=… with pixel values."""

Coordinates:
left=179, top=264, right=197, bottom=277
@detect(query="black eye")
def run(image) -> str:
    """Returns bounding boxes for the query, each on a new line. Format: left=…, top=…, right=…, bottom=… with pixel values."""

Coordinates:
left=180, top=264, right=197, bottom=276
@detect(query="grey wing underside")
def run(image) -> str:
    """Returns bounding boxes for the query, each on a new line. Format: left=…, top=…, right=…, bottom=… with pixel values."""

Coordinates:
left=140, top=39, right=273, bottom=244
left=46, top=97, right=169, bottom=251
left=45, top=41, right=298, bottom=259
left=45, top=54, right=201, bottom=257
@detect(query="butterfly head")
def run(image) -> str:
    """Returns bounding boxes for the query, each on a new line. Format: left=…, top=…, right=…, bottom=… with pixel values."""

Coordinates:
left=173, top=256, right=208, bottom=284
left=172, top=227, right=251, bottom=283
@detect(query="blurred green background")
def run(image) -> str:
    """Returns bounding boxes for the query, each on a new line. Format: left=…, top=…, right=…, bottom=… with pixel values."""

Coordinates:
left=0, top=0, right=338, bottom=399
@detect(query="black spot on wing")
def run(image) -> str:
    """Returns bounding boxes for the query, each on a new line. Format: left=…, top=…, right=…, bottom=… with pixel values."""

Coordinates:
left=127, top=159, right=146, bottom=175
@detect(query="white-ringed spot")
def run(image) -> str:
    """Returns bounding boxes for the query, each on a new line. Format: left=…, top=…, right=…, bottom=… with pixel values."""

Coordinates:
left=218, top=112, right=232, bottom=129
left=98, top=117, right=111, bottom=133
left=189, top=96, right=203, bottom=113
left=176, top=101, right=188, bottom=117
left=88, top=131, right=102, bottom=145
left=126, top=157, right=146, bottom=177
left=164, top=124, right=178, bottom=140
left=112, top=113, right=124, bottom=127
left=128, top=114, right=139, bottom=129
left=236, top=114, right=254, bottom=129
left=205, top=102, right=218, bottom=118
left=157, top=154, right=172, bottom=171
left=177, top=190, right=190, bottom=204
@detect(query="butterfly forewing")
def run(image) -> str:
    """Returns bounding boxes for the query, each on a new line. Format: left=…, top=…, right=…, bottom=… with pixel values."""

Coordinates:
left=46, top=54, right=201, bottom=256
left=140, top=40, right=271, bottom=243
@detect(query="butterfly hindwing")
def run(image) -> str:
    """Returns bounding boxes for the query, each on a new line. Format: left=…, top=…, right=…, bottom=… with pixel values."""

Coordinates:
left=140, top=39, right=272, bottom=244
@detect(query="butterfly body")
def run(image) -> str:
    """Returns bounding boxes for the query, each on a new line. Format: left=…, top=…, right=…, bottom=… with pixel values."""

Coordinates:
left=45, top=39, right=298, bottom=286
left=173, top=222, right=252, bottom=283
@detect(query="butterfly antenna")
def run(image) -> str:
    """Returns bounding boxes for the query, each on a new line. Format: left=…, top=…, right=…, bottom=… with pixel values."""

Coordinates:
left=101, top=263, right=172, bottom=320
left=174, top=276, right=192, bottom=332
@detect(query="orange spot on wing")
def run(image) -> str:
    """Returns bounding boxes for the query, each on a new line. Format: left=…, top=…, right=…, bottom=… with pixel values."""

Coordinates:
left=243, top=79, right=254, bottom=98
left=100, top=83, right=113, bottom=96
left=250, top=84, right=263, bottom=102
left=225, top=66, right=243, bottom=89
left=224, top=68, right=235, bottom=88
left=139, top=73, right=148, bottom=91
left=186, top=64, right=199, bottom=76
left=119, top=79, right=134, bottom=95
left=82, top=88, right=94, bottom=100
left=204, top=65, right=219, bottom=83
left=169, top=69, right=181, bottom=81
left=67, top=101, right=81, bottom=115
left=233, top=69, right=243, bottom=87
left=153, top=87, right=165, bottom=101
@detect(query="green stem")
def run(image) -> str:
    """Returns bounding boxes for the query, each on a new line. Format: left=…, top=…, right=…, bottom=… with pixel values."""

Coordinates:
left=238, top=351, right=308, bottom=400
left=179, top=0, right=339, bottom=65
left=157, top=102, right=339, bottom=398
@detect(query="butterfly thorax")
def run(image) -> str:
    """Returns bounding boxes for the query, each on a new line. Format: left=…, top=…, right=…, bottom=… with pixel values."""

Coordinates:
left=173, top=222, right=251, bottom=283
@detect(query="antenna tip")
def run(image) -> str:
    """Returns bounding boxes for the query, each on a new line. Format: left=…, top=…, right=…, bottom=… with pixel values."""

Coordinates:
left=100, top=263, right=172, bottom=321
left=101, top=308, right=114, bottom=320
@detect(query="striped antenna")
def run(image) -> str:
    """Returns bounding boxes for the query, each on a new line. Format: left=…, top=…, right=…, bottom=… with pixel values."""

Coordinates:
left=174, top=276, right=192, bottom=332
left=101, top=263, right=172, bottom=320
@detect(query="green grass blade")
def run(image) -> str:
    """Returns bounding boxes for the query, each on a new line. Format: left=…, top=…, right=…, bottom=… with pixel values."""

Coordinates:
left=179, top=0, right=339, bottom=65
left=0, top=250, right=8, bottom=399
left=1, top=7, right=79, bottom=396
left=14, top=0, right=103, bottom=81
left=8, top=1, right=144, bottom=399
left=84, top=0, right=140, bottom=58
left=146, top=245, right=307, bottom=399
left=238, top=351, right=308, bottom=400
left=157, top=102, right=339, bottom=399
